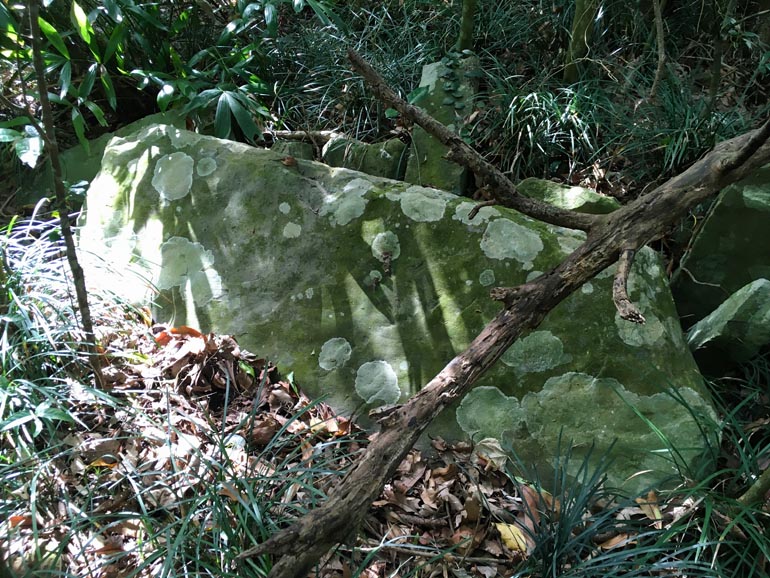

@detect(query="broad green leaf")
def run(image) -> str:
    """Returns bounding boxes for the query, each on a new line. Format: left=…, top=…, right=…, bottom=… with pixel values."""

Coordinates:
left=99, top=67, right=117, bottom=110
left=71, top=1, right=91, bottom=44
left=0, top=117, right=32, bottom=128
left=84, top=100, right=107, bottom=126
left=103, top=22, right=126, bottom=64
left=0, top=128, right=21, bottom=142
left=38, top=17, right=70, bottom=58
left=157, top=83, right=175, bottom=112
left=79, top=63, right=97, bottom=100
left=59, top=61, right=72, bottom=99
left=215, top=93, right=232, bottom=139
left=0, top=412, right=36, bottom=432
left=15, top=136, right=44, bottom=168
left=264, top=3, right=277, bottom=36
left=0, top=2, right=19, bottom=30
left=306, top=0, right=346, bottom=31
left=71, top=109, right=89, bottom=153
left=384, top=108, right=399, bottom=119
left=226, top=92, right=259, bottom=141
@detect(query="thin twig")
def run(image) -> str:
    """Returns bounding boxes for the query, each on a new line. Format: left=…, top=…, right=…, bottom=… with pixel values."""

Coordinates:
left=612, top=249, right=646, bottom=324
left=26, top=1, right=105, bottom=388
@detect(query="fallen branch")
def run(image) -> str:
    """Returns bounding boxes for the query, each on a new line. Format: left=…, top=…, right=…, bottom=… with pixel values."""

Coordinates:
left=347, top=49, right=597, bottom=232
left=236, top=52, right=770, bottom=578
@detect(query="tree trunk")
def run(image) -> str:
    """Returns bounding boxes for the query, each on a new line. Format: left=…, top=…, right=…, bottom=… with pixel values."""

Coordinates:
left=456, top=0, right=477, bottom=51
left=563, top=0, right=599, bottom=84
left=233, top=49, right=770, bottom=578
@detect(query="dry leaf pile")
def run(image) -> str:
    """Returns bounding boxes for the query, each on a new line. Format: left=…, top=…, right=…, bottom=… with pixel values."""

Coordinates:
left=3, top=311, right=703, bottom=578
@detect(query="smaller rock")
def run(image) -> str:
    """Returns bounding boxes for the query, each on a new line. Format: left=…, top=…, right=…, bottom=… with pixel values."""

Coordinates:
left=517, top=178, right=620, bottom=214
left=687, top=278, right=770, bottom=366
left=404, top=56, right=479, bottom=194
left=272, top=140, right=315, bottom=160
left=322, top=137, right=408, bottom=180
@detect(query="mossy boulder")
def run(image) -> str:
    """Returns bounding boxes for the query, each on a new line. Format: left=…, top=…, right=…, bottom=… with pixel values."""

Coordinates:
left=672, top=164, right=770, bottom=326
left=78, top=125, right=717, bottom=494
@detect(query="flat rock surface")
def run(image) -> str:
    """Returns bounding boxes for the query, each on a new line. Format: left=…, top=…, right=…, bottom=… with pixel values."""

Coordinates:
left=79, top=125, right=716, bottom=493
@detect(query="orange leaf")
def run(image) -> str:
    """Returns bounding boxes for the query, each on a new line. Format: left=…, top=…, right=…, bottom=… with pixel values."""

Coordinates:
left=169, top=325, right=204, bottom=339
left=9, top=515, right=33, bottom=528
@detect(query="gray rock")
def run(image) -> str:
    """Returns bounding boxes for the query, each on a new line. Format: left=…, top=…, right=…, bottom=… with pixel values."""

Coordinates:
left=672, top=163, right=770, bottom=326
left=322, top=137, right=407, bottom=180
left=78, top=125, right=717, bottom=494
left=688, top=278, right=770, bottom=366
left=272, top=140, right=315, bottom=160
left=404, top=56, right=480, bottom=194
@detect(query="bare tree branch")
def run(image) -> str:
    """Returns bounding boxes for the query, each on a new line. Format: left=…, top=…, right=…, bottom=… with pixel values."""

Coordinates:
left=613, top=249, right=646, bottom=323
left=347, top=49, right=597, bottom=232
left=234, top=53, right=770, bottom=578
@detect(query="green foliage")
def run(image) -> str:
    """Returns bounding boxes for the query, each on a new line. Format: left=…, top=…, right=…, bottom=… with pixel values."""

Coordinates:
left=0, top=215, right=84, bottom=461
left=0, top=0, right=343, bottom=159
left=270, top=1, right=455, bottom=139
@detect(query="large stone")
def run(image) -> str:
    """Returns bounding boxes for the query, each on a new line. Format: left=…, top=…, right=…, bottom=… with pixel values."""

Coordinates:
left=672, top=164, right=770, bottom=326
left=322, top=137, right=407, bottom=180
left=78, top=125, right=717, bottom=494
left=517, top=178, right=620, bottom=214
left=404, top=56, right=480, bottom=194
left=687, top=278, right=770, bottom=368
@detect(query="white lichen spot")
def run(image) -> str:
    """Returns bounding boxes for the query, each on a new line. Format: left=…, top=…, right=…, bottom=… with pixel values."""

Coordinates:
left=319, top=178, right=371, bottom=226
left=283, top=222, right=301, bottom=238
left=152, top=152, right=194, bottom=200
left=481, top=219, right=543, bottom=265
left=400, top=186, right=447, bottom=222
left=318, top=337, right=352, bottom=370
left=399, top=360, right=409, bottom=371
left=501, top=330, right=570, bottom=373
left=479, top=269, right=495, bottom=286
left=465, top=279, right=473, bottom=286
left=365, top=270, right=383, bottom=286
left=305, top=288, right=314, bottom=299
left=372, top=232, right=401, bottom=262
left=156, top=236, right=222, bottom=305
left=616, top=312, right=666, bottom=346
left=526, top=271, right=542, bottom=282
left=196, top=157, right=217, bottom=177
left=453, top=201, right=497, bottom=225
left=279, top=202, right=291, bottom=214
left=355, top=361, right=400, bottom=405
left=581, top=282, right=594, bottom=294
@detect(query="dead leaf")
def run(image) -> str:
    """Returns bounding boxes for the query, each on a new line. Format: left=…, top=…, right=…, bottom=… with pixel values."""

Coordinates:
left=636, top=490, right=662, bottom=529
left=598, top=533, right=633, bottom=550
left=495, top=522, right=528, bottom=553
